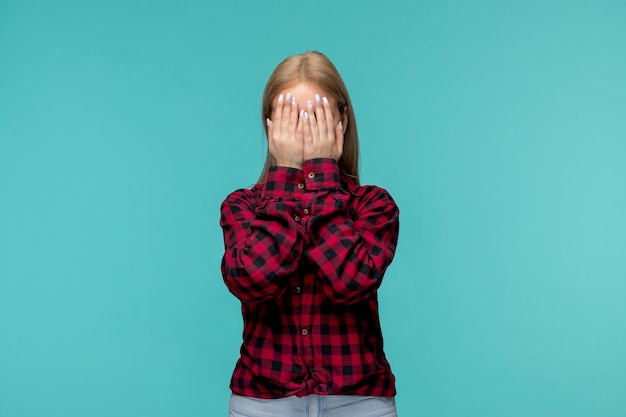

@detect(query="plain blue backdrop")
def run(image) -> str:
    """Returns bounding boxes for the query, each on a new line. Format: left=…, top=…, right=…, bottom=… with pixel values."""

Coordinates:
left=1, top=0, right=625, bottom=416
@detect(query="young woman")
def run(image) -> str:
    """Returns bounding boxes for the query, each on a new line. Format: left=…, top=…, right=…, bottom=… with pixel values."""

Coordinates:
left=220, top=51, right=400, bottom=417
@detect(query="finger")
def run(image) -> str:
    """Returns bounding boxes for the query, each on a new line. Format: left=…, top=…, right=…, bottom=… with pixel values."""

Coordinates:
left=313, top=94, right=326, bottom=137
left=267, top=118, right=277, bottom=160
left=303, top=109, right=312, bottom=147
left=307, top=99, right=319, bottom=142
left=288, top=96, right=298, bottom=132
left=281, top=92, right=292, bottom=128
left=334, top=122, right=344, bottom=159
left=273, top=94, right=284, bottom=126
left=296, top=109, right=305, bottom=146
left=321, top=96, right=336, bottom=140
left=267, top=118, right=273, bottom=140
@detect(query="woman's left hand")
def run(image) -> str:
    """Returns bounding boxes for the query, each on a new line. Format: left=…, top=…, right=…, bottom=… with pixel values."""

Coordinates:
left=303, top=94, right=344, bottom=162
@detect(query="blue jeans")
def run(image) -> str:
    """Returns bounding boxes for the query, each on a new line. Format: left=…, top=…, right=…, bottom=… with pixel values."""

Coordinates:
left=228, top=393, right=398, bottom=417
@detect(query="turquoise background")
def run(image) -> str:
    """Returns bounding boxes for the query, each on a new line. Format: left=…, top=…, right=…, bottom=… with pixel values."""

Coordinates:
left=1, top=0, right=625, bottom=416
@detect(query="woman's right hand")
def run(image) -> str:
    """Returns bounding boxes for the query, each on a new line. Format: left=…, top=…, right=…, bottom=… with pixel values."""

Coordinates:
left=267, top=93, right=304, bottom=169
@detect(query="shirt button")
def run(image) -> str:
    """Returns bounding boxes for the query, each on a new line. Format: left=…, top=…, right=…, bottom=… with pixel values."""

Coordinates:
left=303, top=208, right=309, bottom=215
left=297, top=183, right=304, bottom=189
left=294, top=215, right=301, bottom=222
left=308, top=172, right=316, bottom=179
left=301, top=328, right=308, bottom=336
left=294, top=286, right=301, bottom=294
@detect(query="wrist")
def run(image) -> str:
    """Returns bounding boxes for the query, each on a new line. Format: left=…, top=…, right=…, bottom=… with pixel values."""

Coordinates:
left=302, top=158, right=342, bottom=190
left=263, top=165, right=306, bottom=198
left=274, top=164, right=303, bottom=170
left=273, top=160, right=302, bottom=170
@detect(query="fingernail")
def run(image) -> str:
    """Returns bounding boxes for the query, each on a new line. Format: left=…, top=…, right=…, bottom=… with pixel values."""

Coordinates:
left=291, top=97, right=297, bottom=106
left=266, top=118, right=270, bottom=127
left=315, top=94, right=321, bottom=103
left=278, top=94, right=284, bottom=103
left=339, top=121, right=343, bottom=131
left=307, top=100, right=313, bottom=109
left=299, top=109, right=304, bottom=118
left=322, top=96, right=329, bottom=105
left=304, top=112, right=309, bottom=120
left=286, top=92, right=291, bottom=101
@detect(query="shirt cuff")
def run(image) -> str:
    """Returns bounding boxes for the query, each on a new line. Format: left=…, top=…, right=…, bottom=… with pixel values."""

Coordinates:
left=262, top=159, right=341, bottom=198
left=303, top=158, right=341, bottom=191
left=262, top=166, right=304, bottom=199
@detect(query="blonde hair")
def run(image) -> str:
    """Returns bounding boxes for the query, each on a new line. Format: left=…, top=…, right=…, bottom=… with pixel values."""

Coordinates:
left=257, top=51, right=360, bottom=185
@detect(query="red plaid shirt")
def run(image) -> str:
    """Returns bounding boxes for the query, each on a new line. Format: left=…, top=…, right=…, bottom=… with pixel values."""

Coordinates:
left=220, top=158, right=399, bottom=398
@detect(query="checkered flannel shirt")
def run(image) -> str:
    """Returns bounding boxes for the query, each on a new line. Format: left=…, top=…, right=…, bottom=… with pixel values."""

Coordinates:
left=220, top=158, right=399, bottom=398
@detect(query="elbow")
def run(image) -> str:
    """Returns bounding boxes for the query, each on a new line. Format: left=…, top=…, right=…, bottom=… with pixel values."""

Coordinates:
left=221, top=257, right=286, bottom=303
left=321, top=267, right=382, bottom=305
left=322, top=282, right=380, bottom=305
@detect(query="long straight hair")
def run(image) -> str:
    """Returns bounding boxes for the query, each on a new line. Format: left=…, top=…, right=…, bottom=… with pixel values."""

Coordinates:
left=257, top=51, right=360, bottom=185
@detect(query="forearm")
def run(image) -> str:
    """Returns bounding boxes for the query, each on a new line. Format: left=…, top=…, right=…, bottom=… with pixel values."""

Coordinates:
left=222, top=199, right=303, bottom=302
left=307, top=206, right=399, bottom=304
left=299, top=160, right=400, bottom=304
left=220, top=167, right=309, bottom=303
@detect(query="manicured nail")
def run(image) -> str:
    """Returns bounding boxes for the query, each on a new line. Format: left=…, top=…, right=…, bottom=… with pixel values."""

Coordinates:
left=286, top=92, right=291, bottom=101
left=304, top=112, right=309, bottom=120
left=315, top=94, right=321, bottom=103
left=266, top=118, right=270, bottom=127
left=291, top=97, right=297, bottom=106
left=322, top=96, right=329, bottom=105
left=278, top=94, right=284, bottom=103
left=299, top=109, right=304, bottom=118
left=307, top=100, right=313, bottom=109
left=338, top=121, right=343, bottom=131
